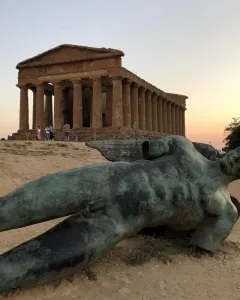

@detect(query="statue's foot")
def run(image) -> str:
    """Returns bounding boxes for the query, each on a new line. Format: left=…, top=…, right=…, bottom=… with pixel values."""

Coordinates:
left=186, top=245, right=213, bottom=258
left=190, top=203, right=238, bottom=253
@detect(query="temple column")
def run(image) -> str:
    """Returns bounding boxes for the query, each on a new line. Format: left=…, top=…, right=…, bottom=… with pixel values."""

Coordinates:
left=182, top=108, right=186, bottom=136
left=89, top=88, right=93, bottom=127
left=167, top=101, right=172, bottom=134
left=157, top=97, right=163, bottom=132
left=105, top=86, right=112, bottom=127
left=112, top=76, right=123, bottom=127
left=45, top=92, right=53, bottom=126
left=72, top=80, right=83, bottom=129
left=35, top=83, right=45, bottom=129
left=175, top=105, right=180, bottom=135
left=179, top=107, right=183, bottom=135
left=139, top=87, right=146, bottom=130
left=131, top=83, right=139, bottom=129
left=19, top=85, right=29, bottom=131
left=122, top=79, right=131, bottom=127
left=162, top=99, right=167, bottom=133
left=31, top=88, right=36, bottom=130
left=92, top=78, right=102, bottom=128
left=152, top=94, right=158, bottom=131
left=145, top=90, right=152, bottom=131
left=54, top=82, right=64, bottom=130
left=171, top=103, right=176, bottom=134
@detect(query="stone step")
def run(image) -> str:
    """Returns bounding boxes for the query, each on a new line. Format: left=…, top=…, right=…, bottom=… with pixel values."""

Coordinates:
left=8, top=128, right=167, bottom=142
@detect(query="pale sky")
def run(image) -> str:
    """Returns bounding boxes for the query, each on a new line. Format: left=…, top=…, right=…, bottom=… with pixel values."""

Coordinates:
left=0, top=0, right=239, bottom=148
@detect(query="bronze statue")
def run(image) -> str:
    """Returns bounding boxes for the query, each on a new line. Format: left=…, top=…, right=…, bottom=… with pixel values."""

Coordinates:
left=0, top=135, right=239, bottom=293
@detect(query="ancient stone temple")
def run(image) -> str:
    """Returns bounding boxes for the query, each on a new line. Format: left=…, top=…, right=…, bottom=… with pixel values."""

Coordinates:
left=9, top=44, right=188, bottom=141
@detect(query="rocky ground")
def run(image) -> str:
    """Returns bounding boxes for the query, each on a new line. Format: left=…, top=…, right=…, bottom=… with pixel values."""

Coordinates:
left=0, top=140, right=239, bottom=300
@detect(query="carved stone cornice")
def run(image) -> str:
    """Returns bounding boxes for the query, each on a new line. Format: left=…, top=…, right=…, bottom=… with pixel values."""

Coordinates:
left=16, top=44, right=124, bottom=69
left=16, top=53, right=122, bottom=70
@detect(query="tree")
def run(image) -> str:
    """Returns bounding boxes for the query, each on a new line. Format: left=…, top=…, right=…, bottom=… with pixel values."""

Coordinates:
left=223, top=117, right=240, bottom=151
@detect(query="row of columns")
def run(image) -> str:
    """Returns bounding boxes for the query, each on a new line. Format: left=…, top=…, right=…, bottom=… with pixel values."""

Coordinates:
left=19, top=85, right=53, bottom=131
left=18, top=77, right=186, bottom=136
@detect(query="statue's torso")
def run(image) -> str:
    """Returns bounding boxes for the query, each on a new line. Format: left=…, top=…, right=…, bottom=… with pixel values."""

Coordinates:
left=142, top=149, right=229, bottom=230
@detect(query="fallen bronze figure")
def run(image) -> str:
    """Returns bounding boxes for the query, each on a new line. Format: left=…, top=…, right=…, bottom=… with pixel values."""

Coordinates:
left=0, top=135, right=239, bottom=292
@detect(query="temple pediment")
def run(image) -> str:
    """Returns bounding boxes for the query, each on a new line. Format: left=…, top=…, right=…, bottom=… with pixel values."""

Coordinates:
left=16, top=44, right=124, bottom=68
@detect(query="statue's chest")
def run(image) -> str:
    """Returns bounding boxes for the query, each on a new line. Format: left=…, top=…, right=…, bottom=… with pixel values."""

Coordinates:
left=168, top=177, right=228, bottom=230
left=170, top=176, right=222, bottom=213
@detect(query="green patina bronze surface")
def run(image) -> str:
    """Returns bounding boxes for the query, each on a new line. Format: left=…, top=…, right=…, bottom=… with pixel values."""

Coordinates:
left=0, top=135, right=239, bottom=293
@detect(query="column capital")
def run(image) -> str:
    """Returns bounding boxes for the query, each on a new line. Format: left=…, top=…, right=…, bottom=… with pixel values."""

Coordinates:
left=35, top=82, right=46, bottom=88
left=29, top=86, right=36, bottom=93
left=123, top=78, right=132, bottom=85
left=131, top=82, right=138, bottom=88
left=146, top=89, right=152, bottom=96
left=16, top=84, right=28, bottom=89
left=152, top=93, right=157, bottom=98
left=72, top=79, right=82, bottom=85
left=111, top=76, right=122, bottom=81
left=139, top=86, right=146, bottom=92
left=52, top=81, right=62, bottom=86
left=91, top=76, right=102, bottom=83
left=162, top=97, right=168, bottom=103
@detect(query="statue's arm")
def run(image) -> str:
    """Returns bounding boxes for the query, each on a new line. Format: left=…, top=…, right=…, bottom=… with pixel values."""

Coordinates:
left=192, top=142, right=225, bottom=160
left=142, top=136, right=192, bottom=160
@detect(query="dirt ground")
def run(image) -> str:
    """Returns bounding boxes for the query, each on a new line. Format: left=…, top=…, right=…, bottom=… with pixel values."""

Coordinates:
left=0, top=140, right=240, bottom=300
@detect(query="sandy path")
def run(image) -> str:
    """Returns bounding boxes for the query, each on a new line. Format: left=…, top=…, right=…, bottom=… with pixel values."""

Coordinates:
left=0, top=141, right=240, bottom=300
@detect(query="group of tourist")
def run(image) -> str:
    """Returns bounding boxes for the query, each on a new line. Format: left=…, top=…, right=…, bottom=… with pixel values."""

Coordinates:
left=36, top=122, right=71, bottom=142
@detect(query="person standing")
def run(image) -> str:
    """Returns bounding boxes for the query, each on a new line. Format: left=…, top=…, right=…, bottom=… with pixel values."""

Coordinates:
left=63, top=122, right=71, bottom=142
left=36, top=126, right=41, bottom=141
left=49, top=125, right=54, bottom=141
left=45, top=125, right=50, bottom=141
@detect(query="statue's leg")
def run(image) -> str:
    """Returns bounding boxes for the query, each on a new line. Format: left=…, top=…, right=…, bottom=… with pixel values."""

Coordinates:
left=0, top=211, right=129, bottom=293
left=190, top=201, right=238, bottom=253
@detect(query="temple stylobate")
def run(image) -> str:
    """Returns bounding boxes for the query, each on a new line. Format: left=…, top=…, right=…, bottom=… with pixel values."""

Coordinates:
left=10, top=44, right=187, bottom=141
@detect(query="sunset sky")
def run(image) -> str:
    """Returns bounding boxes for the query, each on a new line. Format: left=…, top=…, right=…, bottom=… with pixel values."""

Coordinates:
left=0, top=0, right=239, bottom=149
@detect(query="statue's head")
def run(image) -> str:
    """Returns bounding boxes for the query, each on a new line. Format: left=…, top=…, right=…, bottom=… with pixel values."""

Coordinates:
left=220, top=146, right=240, bottom=178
